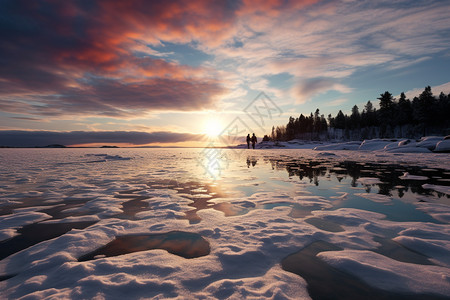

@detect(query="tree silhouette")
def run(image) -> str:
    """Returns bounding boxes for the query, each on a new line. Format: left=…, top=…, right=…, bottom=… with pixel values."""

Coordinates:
left=269, top=86, right=449, bottom=142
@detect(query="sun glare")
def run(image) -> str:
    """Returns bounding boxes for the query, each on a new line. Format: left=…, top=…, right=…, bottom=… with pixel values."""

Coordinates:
left=204, top=118, right=223, bottom=138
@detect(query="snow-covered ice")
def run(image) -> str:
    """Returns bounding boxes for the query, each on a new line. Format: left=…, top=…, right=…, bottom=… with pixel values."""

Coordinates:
left=318, top=250, right=450, bottom=295
left=422, top=184, right=450, bottom=195
left=399, top=172, right=429, bottom=180
left=435, top=139, right=450, bottom=153
left=257, top=136, right=449, bottom=155
left=0, top=146, right=449, bottom=299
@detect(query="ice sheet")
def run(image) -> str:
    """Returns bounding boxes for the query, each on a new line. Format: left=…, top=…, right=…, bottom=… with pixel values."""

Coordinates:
left=0, top=147, right=448, bottom=299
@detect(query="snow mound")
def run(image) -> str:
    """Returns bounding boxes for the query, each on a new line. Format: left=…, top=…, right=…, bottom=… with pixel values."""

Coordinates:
left=422, top=184, right=450, bottom=195
left=386, top=146, right=432, bottom=153
left=435, top=140, right=450, bottom=153
left=318, top=250, right=450, bottom=296
left=416, top=136, right=444, bottom=150
left=313, top=142, right=361, bottom=151
left=355, top=193, right=392, bottom=204
left=415, top=202, right=450, bottom=223
left=358, top=139, right=396, bottom=151
left=41, top=215, right=100, bottom=224
left=399, top=172, right=428, bottom=180
left=395, top=224, right=450, bottom=267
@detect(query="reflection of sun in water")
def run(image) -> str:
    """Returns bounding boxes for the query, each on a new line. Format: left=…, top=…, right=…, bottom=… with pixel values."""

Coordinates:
left=204, top=118, right=223, bottom=138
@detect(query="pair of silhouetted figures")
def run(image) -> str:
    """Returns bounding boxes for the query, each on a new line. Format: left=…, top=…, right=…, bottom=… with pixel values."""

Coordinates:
left=246, top=133, right=257, bottom=149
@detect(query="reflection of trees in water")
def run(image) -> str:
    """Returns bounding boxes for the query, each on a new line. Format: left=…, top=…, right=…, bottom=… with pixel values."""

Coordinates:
left=269, top=159, right=449, bottom=198
left=285, top=161, right=327, bottom=185
left=336, top=161, right=363, bottom=187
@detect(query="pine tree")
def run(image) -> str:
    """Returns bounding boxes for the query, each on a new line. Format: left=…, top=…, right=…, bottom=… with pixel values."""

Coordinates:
left=377, top=91, right=395, bottom=137
left=397, top=92, right=412, bottom=126
left=335, top=110, right=346, bottom=129
left=350, top=105, right=361, bottom=129
left=364, top=100, right=377, bottom=127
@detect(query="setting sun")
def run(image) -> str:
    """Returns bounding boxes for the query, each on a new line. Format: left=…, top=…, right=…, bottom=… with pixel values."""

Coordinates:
left=204, top=118, right=224, bottom=138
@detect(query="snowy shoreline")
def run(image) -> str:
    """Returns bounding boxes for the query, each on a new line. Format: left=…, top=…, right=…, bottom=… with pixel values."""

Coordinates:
left=240, top=136, right=450, bottom=153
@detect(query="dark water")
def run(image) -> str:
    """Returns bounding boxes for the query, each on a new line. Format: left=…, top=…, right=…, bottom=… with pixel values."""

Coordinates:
left=0, top=196, right=97, bottom=260
left=0, top=221, right=97, bottom=261
left=146, top=158, right=449, bottom=224
left=78, top=231, right=210, bottom=261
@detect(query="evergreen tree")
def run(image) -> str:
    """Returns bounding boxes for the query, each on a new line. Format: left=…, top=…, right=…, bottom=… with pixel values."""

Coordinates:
left=422, top=86, right=435, bottom=122
left=397, top=92, right=412, bottom=126
left=378, top=91, right=395, bottom=123
left=335, top=110, right=346, bottom=129
left=437, top=92, right=450, bottom=127
left=377, top=91, right=395, bottom=137
left=364, top=100, right=377, bottom=127
left=413, top=86, right=435, bottom=134
left=350, top=105, right=361, bottom=129
left=298, top=114, right=306, bottom=134
left=286, top=116, right=295, bottom=140
left=327, top=114, right=334, bottom=128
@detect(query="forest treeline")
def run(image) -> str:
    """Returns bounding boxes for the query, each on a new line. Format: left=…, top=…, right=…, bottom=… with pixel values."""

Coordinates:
left=265, top=86, right=450, bottom=141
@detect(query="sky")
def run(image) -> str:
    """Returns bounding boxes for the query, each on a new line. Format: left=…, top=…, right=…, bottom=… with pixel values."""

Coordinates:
left=0, top=0, right=449, bottom=147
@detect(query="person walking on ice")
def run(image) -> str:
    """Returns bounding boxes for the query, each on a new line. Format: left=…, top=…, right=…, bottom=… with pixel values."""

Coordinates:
left=251, top=133, right=257, bottom=149
left=246, top=134, right=251, bottom=149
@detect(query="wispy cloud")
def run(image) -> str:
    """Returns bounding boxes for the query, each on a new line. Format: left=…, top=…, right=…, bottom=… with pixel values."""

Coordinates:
left=214, top=0, right=450, bottom=102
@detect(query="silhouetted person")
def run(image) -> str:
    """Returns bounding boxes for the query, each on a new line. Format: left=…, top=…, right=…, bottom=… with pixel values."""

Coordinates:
left=246, top=134, right=251, bottom=149
left=251, top=133, right=257, bottom=149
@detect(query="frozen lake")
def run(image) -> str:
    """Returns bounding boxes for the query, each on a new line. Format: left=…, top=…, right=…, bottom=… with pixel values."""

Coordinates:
left=0, top=148, right=449, bottom=299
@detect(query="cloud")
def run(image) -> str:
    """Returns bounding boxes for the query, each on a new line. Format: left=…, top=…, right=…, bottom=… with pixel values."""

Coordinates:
left=10, top=117, right=42, bottom=121
left=0, top=130, right=205, bottom=147
left=214, top=0, right=450, bottom=99
left=0, top=76, right=225, bottom=118
left=402, top=82, right=450, bottom=100
left=0, top=0, right=449, bottom=123
left=0, top=0, right=233, bottom=118
left=292, top=78, right=352, bottom=104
